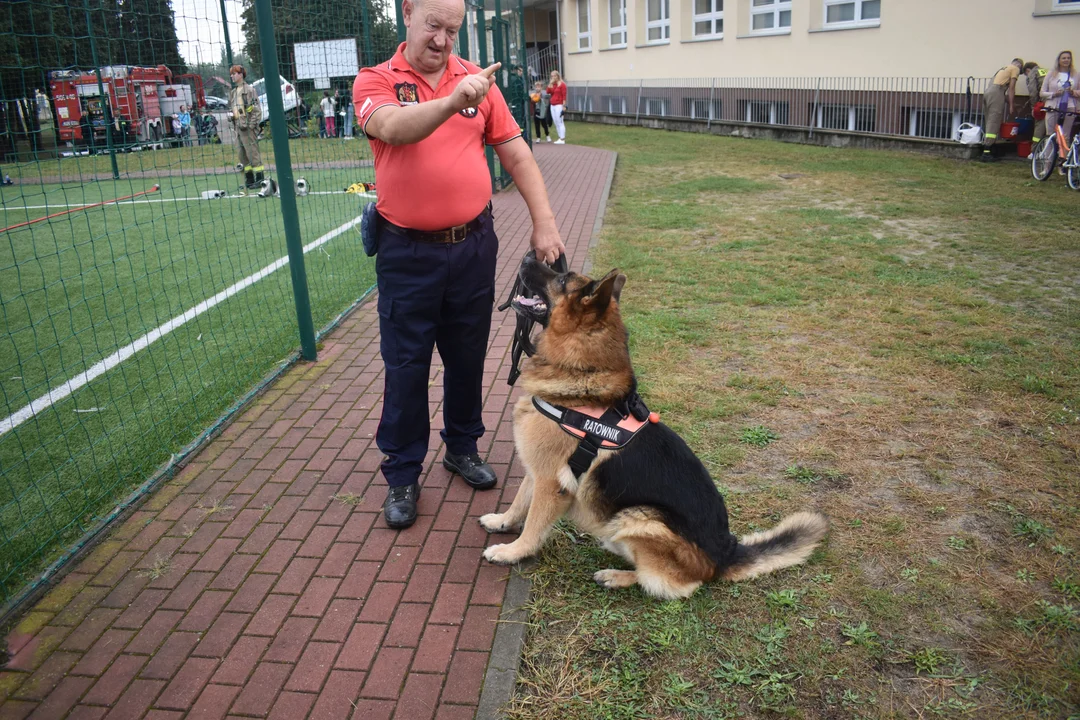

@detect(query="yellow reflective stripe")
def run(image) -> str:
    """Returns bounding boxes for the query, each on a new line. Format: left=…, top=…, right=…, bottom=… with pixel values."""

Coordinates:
left=244, top=165, right=254, bottom=171
left=984, top=133, right=998, bottom=139
left=252, top=166, right=264, bottom=172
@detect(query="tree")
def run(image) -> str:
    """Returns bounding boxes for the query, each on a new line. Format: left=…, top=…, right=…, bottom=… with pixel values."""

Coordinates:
left=0, top=0, right=184, bottom=102
left=239, top=0, right=398, bottom=82
left=114, top=0, right=185, bottom=71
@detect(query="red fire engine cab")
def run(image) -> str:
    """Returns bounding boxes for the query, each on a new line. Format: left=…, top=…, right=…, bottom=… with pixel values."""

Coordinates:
left=49, top=65, right=206, bottom=146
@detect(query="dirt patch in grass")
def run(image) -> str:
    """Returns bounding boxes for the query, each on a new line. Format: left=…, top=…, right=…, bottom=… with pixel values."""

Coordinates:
left=504, top=124, right=1080, bottom=720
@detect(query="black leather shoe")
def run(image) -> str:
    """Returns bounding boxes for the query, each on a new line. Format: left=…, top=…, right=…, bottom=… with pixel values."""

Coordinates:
left=442, top=452, right=498, bottom=490
left=383, top=483, right=419, bottom=529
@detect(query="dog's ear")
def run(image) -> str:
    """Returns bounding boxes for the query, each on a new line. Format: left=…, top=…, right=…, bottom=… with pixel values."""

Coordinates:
left=583, top=269, right=626, bottom=311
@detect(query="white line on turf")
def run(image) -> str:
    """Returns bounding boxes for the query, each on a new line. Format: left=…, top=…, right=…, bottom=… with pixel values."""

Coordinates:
left=1, top=190, right=366, bottom=211
left=0, top=213, right=364, bottom=437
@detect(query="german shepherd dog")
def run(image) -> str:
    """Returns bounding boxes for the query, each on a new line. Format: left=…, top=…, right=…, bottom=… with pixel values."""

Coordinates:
left=480, top=257, right=828, bottom=599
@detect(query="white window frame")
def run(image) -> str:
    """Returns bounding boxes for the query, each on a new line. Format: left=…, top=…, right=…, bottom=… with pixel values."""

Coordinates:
left=646, top=0, right=671, bottom=43
left=749, top=0, right=791, bottom=35
left=744, top=100, right=788, bottom=125
left=823, top=0, right=880, bottom=28
left=608, top=0, right=627, bottom=47
left=692, top=0, right=724, bottom=38
left=907, top=108, right=964, bottom=140
left=577, top=0, right=592, bottom=50
left=606, top=96, right=627, bottom=113
left=643, top=97, right=669, bottom=116
left=686, top=98, right=721, bottom=119
left=1053, top=0, right=1080, bottom=10
left=815, top=104, right=875, bottom=132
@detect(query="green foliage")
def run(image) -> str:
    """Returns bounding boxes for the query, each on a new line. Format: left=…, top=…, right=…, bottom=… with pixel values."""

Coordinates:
left=240, top=0, right=398, bottom=79
left=739, top=425, right=778, bottom=447
left=911, top=647, right=950, bottom=675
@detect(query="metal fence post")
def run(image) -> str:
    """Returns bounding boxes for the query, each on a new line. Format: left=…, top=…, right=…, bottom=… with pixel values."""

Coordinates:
left=518, top=0, right=531, bottom=149
left=219, top=0, right=234, bottom=66
left=253, top=0, right=317, bottom=361
left=84, top=0, right=120, bottom=180
left=475, top=4, right=497, bottom=192
left=635, top=79, right=643, bottom=123
left=361, top=0, right=373, bottom=66
left=396, top=0, right=407, bottom=42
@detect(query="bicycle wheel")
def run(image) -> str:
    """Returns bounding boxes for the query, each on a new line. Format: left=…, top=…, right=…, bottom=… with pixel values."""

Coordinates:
left=1031, top=138, right=1057, bottom=181
left=1068, top=144, right=1080, bottom=191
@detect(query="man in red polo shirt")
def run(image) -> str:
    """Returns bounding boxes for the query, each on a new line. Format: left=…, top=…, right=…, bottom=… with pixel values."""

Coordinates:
left=354, top=0, right=565, bottom=529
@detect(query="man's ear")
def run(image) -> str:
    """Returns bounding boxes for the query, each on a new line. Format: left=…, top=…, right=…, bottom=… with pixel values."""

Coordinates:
left=583, top=269, right=626, bottom=310
left=402, top=0, right=415, bottom=25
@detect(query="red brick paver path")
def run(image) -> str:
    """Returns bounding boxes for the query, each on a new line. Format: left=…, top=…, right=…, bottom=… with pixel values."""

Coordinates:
left=0, top=143, right=615, bottom=720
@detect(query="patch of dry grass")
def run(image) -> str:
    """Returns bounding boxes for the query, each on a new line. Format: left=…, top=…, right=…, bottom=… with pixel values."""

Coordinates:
left=506, top=123, right=1079, bottom=719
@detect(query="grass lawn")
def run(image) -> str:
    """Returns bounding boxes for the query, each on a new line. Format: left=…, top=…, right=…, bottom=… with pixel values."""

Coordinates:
left=508, top=124, right=1079, bottom=719
left=0, top=139, right=377, bottom=603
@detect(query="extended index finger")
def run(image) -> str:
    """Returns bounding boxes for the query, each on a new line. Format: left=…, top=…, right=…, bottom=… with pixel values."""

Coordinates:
left=479, top=62, right=502, bottom=78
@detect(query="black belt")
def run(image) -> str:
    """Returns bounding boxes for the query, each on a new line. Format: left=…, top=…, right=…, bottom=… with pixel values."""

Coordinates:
left=384, top=204, right=491, bottom=244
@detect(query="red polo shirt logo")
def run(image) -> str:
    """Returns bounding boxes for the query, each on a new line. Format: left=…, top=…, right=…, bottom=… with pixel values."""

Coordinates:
left=353, top=43, right=522, bottom=232
left=395, top=83, right=419, bottom=105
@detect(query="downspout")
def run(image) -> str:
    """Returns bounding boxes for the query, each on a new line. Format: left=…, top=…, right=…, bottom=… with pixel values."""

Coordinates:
left=555, top=0, right=564, bottom=74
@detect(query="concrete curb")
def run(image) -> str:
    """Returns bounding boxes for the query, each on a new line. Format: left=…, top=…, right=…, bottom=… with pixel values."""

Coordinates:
left=475, top=147, right=619, bottom=720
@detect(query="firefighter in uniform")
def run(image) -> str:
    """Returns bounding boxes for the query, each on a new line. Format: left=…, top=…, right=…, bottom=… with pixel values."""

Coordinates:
left=1023, top=61, right=1048, bottom=155
left=981, top=58, right=1023, bottom=162
left=228, top=64, right=264, bottom=192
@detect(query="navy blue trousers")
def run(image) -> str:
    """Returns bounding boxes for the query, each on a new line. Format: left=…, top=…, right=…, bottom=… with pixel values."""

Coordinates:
left=375, top=213, right=498, bottom=487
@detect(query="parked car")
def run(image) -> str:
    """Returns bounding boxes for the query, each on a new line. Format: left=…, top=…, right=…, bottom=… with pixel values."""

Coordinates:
left=251, top=75, right=299, bottom=122
left=204, top=95, right=228, bottom=111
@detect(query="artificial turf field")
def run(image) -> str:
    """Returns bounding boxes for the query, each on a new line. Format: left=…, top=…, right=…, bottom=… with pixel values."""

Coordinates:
left=0, top=165, right=376, bottom=602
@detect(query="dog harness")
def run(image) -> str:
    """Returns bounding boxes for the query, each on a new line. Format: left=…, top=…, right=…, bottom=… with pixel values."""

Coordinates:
left=532, top=389, right=659, bottom=478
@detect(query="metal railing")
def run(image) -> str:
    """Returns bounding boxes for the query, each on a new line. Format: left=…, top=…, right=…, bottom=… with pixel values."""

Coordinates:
left=527, top=44, right=561, bottom=83
left=565, top=76, right=1020, bottom=140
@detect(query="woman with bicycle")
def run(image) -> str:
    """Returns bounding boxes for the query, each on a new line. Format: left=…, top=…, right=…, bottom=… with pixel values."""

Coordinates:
left=1040, top=50, right=1080, bottom=145
left=1031, top=50, right=1080, bottom=187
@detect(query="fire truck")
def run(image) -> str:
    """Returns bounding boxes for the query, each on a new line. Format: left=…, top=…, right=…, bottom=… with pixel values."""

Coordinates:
left=49, top=65, right=206, bottom=147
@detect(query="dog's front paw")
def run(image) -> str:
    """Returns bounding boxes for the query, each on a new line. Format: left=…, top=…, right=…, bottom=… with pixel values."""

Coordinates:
left=479, top=513, right=510, bottom=533
left=594, top=568, right=637, bottom=589
left=483, top=543, right=528, bottom=565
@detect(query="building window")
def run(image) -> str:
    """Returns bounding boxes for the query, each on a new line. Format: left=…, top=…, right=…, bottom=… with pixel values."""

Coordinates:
left=643, top=97, right=669, bottom=116
left=750, top=0, right=791, bottom=33
left=907, top=108, right=964, bottom=139
left=741, top=99, right=789, bottom=124
left=575, top=95, right=594, bottom=112
left=609, top=0, right=627, bottom=46
left=824, top=0, right=880, bottom=27
left=646, top=0, right=671, bottom=42
left=683, top=98, right=722, bottom=119
left=693, top=0, right=723, bottom=37
left=814, top=104, right=876, bottom=132
left=1054, top=0, right=1080, bottom=8
left=603, top=95, right=628, bottom=113
left=577, top=0, right=592, bottom=50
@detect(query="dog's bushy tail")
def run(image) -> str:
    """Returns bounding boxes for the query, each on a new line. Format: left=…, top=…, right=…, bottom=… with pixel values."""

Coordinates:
left=721, top=512, right=828, bottom=581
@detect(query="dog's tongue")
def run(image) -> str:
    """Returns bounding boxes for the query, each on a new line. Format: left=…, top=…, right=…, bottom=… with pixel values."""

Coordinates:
left=514, top=295, right=546, bottom=309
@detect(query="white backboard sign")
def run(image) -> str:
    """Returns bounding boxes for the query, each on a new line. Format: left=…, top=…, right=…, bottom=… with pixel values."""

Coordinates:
left=295, top=39, right=359, bottom=81
left=314, top=77, right=330, bottom=89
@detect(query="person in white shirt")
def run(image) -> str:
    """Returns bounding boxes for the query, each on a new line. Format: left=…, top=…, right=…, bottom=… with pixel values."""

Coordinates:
left=320, top=91, right=337, bottom=138
left=1040, top=50, right=1080, bottom=147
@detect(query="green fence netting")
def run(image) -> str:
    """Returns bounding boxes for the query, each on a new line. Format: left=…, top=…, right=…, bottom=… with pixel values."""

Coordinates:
left=0, top=0, right=532, bottom=612
left=0, top=0, right=414, bottom=610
